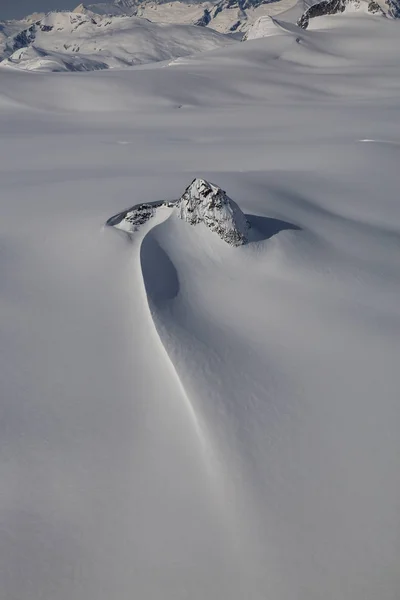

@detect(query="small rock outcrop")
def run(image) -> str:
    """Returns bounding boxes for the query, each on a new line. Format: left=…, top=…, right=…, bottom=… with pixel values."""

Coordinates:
left=194, top=9, right=212, bottom=27
left=178, top=179, right=249, bottom=246
left=386, top=0, right=400, bottom=17
left=367, top=0, right=383, bottom=13
left=106, top=179, right=249, bottom=246
left=106, top=200, right=163, bottom=231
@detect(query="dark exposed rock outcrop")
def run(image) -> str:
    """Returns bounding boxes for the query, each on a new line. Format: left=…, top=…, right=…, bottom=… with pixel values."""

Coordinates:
left=194, top=9, right=212, bottom=26
left=297, top=0, right=385, bottom=29
left=106, top=179, right=249, bottom=246
left=178, top=179, right=249, bottom=246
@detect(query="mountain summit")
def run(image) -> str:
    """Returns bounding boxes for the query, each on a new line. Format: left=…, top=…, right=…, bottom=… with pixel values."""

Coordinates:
left=178, top=179, right=249, bottom=245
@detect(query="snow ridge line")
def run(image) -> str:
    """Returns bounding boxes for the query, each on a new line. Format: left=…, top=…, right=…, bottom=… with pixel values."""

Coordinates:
left=135, top=216, right=210, bottom=456
left=134, top=217, right=251, bottom=558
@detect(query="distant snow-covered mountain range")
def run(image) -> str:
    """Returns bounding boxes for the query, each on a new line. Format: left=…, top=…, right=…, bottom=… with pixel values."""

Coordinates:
left=75, top=0, right=400, bottom=30
left=76, top=0, right=299, bottom=33
left=0, top=0, right=398, bottom=72
left=0, top=10, right=238, bottom=71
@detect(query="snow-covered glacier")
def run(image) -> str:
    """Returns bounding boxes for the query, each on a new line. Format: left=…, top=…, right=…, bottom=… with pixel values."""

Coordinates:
left=0, top=4, right=399, bottom=600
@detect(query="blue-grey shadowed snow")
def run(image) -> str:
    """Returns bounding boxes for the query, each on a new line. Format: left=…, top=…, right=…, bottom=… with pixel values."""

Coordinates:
left=246, top=214, right=300, bottom=242
left=140, top=230, right=180, bottom=304
left=139, top=211, right=300, bottom=304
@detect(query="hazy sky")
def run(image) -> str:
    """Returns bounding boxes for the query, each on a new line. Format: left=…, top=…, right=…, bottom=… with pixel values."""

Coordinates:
left=0, top=0, right=77, bottom=20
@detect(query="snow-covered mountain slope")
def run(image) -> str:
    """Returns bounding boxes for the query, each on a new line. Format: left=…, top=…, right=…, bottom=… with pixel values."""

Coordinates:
left=0, top=16, right=38, bottom=58
left=0, top=11, right=236, bottom=71
left=79, top=0, right=299, bottom=33
left=297, top=0, right=380, bottom=28
left=297, top=0, right=399, bottom=28
left=107, top=178, right=249, bottom=245
left=1, top=9, right=400, bottom=600
left=243, top=14, right=286, bottom=38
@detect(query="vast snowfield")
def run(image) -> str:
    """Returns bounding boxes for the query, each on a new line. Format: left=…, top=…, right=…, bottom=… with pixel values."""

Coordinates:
left=0, top=9, right=400, bottom=600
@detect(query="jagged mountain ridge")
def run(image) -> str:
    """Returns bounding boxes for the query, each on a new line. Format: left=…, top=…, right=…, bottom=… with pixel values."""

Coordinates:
left=298, top=0, right=380, bottom=28
left=78, top=0, right=299, bottom=33
left=1, top=0, right=398, bottom=72
left=78, top=0, right=399, bottom=34
left=0, top=10, right=236, bottom=71
left=297, top=0, right=399, bottom=28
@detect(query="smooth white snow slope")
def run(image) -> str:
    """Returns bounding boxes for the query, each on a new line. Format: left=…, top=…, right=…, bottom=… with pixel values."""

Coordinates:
left=0, top=11, right=400, bottom=600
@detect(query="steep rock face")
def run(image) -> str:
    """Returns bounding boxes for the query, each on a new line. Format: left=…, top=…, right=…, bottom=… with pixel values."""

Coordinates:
left=298, top=0, right=350, bottom=29
left=106, top=179, right=249, bottom=246
left=387, top=0, right=400, bottom=17
left=297, top=0, right=385, bottom=28
left=11, top=24, right=37, bottom=51
left=194, top=8, right=212, bottom=26
left=178, top=179, right=249, bottom=245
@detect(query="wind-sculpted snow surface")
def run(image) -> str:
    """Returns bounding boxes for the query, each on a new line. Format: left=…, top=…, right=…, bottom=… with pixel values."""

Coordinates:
left=106, top=178, right=249, bottom=245
left=1, top=11, right=400, bottom=600
left=106, top=201, right=164, bottom=231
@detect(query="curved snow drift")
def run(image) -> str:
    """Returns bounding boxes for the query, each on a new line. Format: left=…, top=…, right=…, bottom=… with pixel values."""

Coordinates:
left=106, top=181, right=306, bottom=593
left=140, top=229, right=180, bottom=305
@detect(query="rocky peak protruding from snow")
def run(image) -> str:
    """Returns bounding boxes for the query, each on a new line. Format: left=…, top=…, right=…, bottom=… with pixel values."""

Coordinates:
left=106, top=179, right=249, bottom=246
left=178, top=179, right=248, bottom=245
left=297, top=0, right=387, bottom=28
